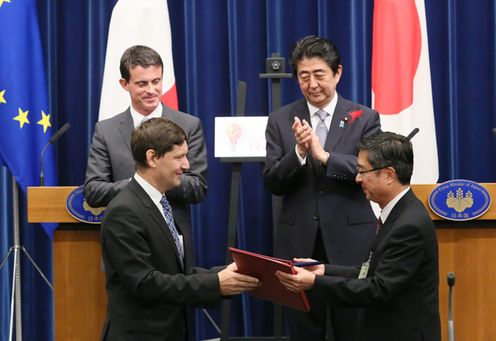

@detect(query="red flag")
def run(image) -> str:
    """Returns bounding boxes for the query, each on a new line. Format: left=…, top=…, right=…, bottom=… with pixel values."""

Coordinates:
left=99, top=0, right=178, bottom=121
left=372, top=0, right=438, bottom=183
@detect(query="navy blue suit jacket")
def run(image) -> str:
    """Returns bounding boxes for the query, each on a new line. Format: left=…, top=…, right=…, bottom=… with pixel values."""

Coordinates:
left=101, top=179, right=220, bottom=341
left=313, top=190, right=441, bottom=341
left=264, top=96, right=381, bottom=266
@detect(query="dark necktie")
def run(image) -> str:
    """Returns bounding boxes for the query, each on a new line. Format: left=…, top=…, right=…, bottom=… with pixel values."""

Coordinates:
left=160, top=195, right=184, bottom=269
left=315, top=110, right=329, bottom=147
left=376, top=217, right=383, bottom=235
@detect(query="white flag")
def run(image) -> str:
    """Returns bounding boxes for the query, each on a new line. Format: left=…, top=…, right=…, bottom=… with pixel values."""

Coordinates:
left=372, top=0, right=438, bottom=183
left=99, top=0, right=178, bottom=121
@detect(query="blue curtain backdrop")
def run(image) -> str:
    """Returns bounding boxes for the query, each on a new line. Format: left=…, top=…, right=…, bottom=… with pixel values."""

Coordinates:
left=1, top=0, right=496, bottom=340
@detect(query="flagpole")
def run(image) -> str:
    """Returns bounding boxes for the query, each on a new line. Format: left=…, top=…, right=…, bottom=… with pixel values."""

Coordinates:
left=10, top=176, right=22, bottom=341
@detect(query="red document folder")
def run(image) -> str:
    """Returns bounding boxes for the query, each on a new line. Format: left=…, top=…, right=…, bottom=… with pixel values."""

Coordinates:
left=229, top=247, right=311, bottom=312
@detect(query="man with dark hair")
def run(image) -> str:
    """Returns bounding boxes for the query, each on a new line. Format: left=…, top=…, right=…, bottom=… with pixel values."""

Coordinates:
left=119, top=45, right=164, bottom=83
left=289, top=35, right=341, bottom=77
left=101, top=118, right=259, bottom=341
left=264, top=35, right=381, bottom=340
left=84, top=45, right=207, bottom=250
left=276, top=131, right=441, bottom=341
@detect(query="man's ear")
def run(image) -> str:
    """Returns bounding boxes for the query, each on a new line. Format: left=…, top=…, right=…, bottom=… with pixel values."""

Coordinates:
left=119, top=78, right=129, bottom=91
left=384, top=166, right=397, bottom=183
left=145, top=149, right=156, bottom=168
left=334, top=65, right=343, bottom=83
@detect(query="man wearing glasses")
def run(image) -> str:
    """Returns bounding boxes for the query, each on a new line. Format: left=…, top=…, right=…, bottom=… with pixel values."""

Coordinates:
left=277, top=132, right=441, bottom=341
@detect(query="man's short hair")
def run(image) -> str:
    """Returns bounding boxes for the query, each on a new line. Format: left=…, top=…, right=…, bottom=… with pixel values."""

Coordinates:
left=120, top=45, right=163, bottom=82
left=131, top=118, right=187, bottom=168
left=359, top=132, right=414, bottom=185
left=289, top=35, right=341, bottom=75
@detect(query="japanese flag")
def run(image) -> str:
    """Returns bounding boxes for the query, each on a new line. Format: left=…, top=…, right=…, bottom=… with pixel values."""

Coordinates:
left=372, top=0, right=438, bottom=183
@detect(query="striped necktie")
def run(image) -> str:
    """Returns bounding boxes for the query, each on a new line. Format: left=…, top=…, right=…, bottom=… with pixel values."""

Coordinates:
left=160, top=195, right=184, bottom=269
left=376, top=217, right=383, bottom=235
left=315, top=110, right=329, bottom=147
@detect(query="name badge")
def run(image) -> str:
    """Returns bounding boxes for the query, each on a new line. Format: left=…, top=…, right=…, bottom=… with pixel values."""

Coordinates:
left=358, top=252, right=372, bottom=279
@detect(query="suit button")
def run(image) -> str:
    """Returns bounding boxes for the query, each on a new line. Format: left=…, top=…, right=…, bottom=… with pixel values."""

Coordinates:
left=318, top=189, right=323, bottom=194
left=313, top=215, right=318, bottom=221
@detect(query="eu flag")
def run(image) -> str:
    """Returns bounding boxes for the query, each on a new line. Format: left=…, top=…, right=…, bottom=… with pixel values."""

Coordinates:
left=0, top=0, right=57, bottom=236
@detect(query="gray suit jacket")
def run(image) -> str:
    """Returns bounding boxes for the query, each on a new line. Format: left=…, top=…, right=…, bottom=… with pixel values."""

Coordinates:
left=313, top=190, right=441, bottom=341
left=84, top=105, right=207, bottom=237
left=101, top=179, right=220, bottom=341
left=264, top=96, right=381, bottom=265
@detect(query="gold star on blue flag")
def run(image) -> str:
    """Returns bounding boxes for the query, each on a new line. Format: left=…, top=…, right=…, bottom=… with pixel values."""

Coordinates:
left=0, top=0, right=58, bottom=236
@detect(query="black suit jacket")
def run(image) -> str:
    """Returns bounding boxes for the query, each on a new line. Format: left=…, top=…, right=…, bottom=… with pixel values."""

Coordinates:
left=264, top=96, right=381, bottom=265
left=84, top=105, right=208, bottom=248
left=313, top=190, right=441, bottom=341
left=100, top=179, right=220, bottom=341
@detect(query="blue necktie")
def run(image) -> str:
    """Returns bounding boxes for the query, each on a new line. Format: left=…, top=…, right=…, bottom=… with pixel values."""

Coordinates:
left=160, top=195, right=184, bottom=269
left=315, top=110, right=329, bottom=147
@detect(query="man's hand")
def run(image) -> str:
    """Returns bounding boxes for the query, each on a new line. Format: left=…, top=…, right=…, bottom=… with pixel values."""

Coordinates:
left=218, top=262, right=260, bottom=296
left=307, top=129, right=330, bottom=165
left=292, top=258, right=325, bottom=275
left=293, top=117, right=329, bottom=165
left=292, top=117, right=312, bottom=158
left=276, top=266, right=316, bottom=292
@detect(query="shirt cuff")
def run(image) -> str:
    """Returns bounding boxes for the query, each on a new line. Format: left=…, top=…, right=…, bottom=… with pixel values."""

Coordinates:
left=295, top=145, right=306, bottom=165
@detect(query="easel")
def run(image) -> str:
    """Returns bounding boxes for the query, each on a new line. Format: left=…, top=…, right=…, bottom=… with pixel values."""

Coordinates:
left=0, top=176, right=53, bottom=341
left=259, top=53, right=292, bottom=340
left=218, top=53, right=292, bottom=340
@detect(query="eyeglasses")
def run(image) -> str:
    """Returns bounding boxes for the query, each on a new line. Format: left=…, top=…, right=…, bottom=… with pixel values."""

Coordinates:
left=356, top=165, right=390, bottom=175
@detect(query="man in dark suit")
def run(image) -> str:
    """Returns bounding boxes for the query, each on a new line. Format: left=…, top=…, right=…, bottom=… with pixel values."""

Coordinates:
left=264, top=35, right=380, bottom=340
left=276, top=131, right=441, bottom=341
left=84, top=45, right=206, bottom=238
left=101, top=118, right=259, bottom=341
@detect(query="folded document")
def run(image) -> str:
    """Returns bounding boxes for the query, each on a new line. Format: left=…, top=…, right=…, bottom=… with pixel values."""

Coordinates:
left=229, top=247, right=311, bottom=312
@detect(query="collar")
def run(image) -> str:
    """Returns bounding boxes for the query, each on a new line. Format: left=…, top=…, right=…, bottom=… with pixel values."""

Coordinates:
left=130, top=103, right=163, bottom=128
left=380, top=187, right=410, bottom=224
left=307, top=92, right=338, bottom=118
left=134, top=172, right=163, bottom=208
